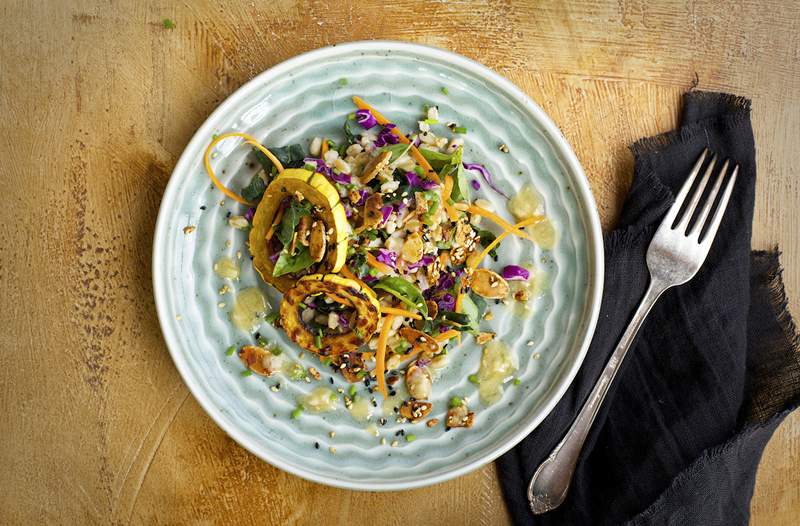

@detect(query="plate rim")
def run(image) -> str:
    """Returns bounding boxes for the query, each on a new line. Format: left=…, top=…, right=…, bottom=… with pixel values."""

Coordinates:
left=152, top=39, right=604, bottom=491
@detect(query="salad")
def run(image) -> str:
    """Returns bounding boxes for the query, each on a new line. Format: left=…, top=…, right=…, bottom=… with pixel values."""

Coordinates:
left=203, top=96, right=552, bottom=430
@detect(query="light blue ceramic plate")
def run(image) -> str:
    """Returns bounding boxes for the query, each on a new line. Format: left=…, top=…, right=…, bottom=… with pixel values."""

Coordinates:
left=153, top=41, right=603, bottom=490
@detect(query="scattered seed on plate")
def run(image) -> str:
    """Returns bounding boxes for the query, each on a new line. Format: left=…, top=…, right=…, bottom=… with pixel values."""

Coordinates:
left=329, top=431, right=336, bottom=438
left=534, top=353, right=541, bottom=360
left=499, top=143, right=509, bottom=153
left=527, top=340, right=535, bottom=347
left=217, top=302, right=226, bottom=308
left=380, top=437, right=387, bottom=446
left=391, top=440, right=399, bottom=448
left=182, top=225, right=196, bottom=234
left=329, top=446, right=337, bottom=454
left=175, top=314, right=182, bottom=320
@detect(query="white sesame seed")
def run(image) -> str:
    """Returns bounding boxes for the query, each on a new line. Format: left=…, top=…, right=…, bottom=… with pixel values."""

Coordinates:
left=391, top=440, right=399, bottom=448
left=329, top=446, right=337, bottom=454
left=527, top=340, right=535, bottom=347
left=217, top=302, right=226, bottom=308
left=380, top=437, right=387, bottom=446
left=534, top=353, right=541, bottom=360
left=175, top=314, right=182, bottom=320
left=329, top=431, right=336, bottom=438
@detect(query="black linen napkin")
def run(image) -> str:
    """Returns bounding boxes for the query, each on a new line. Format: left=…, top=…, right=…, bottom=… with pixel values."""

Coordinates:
left=497, top=91, right=800, bottom=525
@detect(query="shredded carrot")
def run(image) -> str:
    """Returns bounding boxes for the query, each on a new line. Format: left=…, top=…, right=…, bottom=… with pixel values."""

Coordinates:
left=456, top=215, right=544, bottom=312
left=434, top=329, right=460, bottom=342
left=382, top=306, right=422, bottom=320
left=321, top=137, right=329, bottom=157
left=375, top=314, right=395, bottom=398
left=203, top=132, right=284, bottom=206
left=365, top=252, right=393, bottom=275
left=264, top=206, right=285, bottom=241
left=468, top=204, right=537, bottom=241
left=340, top=264, right=375, bottom=296
left=352, top=96, right=440, bottom=183
left=442, top=175, right=460, bottom=221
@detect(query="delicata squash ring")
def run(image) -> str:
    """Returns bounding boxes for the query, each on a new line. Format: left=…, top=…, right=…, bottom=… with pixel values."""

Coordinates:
left=280, top=274, right=381, bottom=355
left=250, top=168, right=350, bottom=292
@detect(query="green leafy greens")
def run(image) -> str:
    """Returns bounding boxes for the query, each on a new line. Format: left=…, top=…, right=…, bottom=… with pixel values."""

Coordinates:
left=272, top=247, right=315, bottom=277
left=373, top=276, right=428, bottom=317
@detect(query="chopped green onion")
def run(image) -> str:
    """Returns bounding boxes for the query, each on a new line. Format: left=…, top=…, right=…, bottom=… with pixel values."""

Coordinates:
left=241, top=369, right=253, bottom=377
left=406, top=434, right=417, bottom=442
left=225, top=345, right=236, bottom=356
left=449, top=396, right=463, bottom=408
left=423, top=118, right=439, bottom=125
left=357, top=370, right=368, bottom=378
left=162, top=18, right=175, bottom=29
left=315, top=329, right=323, bottom=349
left=468, top=374, right=479, bottom=385
left=270, top=346, right=283, bottom=356
left=327, top=139, right=335, bottom=148
left=291, top=405, right=304, bottom=419
left=348, top=385, right=357, bottom=397
left=513, top=378, right=522, bottom=385
left=441, top=87, right=449, bottom=95
left=453, top=126, right=467, bottom=134
left=413, top=166, right=425, bottom=177
left=338, top=78, right=348, bottom=86
left=330, top=392, right=338, bottom=401
left=355, top=327, right=364, bottom=339
left=257, top=337, right=269, bottom=347
left=321, top=357, right=333, bottom=366
left=265, top=311, right=279, bottom=324
left=348, top=112, right=356, bottom=120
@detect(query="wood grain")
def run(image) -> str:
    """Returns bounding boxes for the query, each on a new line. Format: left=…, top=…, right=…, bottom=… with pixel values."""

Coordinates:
left=1, top=1, right=797, bottom=524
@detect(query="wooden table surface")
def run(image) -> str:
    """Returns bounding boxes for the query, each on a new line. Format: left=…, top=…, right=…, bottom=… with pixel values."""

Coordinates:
left=2, top=1, right=798, bottom=524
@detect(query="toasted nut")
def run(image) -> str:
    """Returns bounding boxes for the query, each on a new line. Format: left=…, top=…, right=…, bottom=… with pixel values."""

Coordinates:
left=426, top=418, right=440, bottom=428
left=414, top=192, right=429, bottom=214
left=360, top=151, right=392, bottom=184
left=308, top=220, right=327, bottom=262
left=238, top=345, right=284, bottom=377
left=387, top=374, right=400, bottom=386
left=405, top=363, right=432, bottom=400
left=348, top=189, right=363, bottom=204
left=401, top=232, right=424, bottom=263
left=415, top=300, right=439, bottom=330
left=308, top=367, right=321, bottom=380
left=446, top=404, right=475, bottom=428
left=398, top=327, right=439, bottom=355
left=183, top=225, right=196, bottom=234
left=296, top=215, right=312, bottom=246
left=362, top=193, right=384, bottom=229
left=476, top=332, right=495, bottom=345
left=470, top=269, right=509, bottom=299
left=228, top=215, right=249, bottom=229
left=399, top=400, right=433, bottom=422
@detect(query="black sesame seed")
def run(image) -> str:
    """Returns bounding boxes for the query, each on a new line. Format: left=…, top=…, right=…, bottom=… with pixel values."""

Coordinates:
left=200, top=205, right=207, bottom=210
left=371, top=400, right=377, bottom=407
left=314, top=442, right=320, bottom=449
left=388, top=390, right=396, bottom=397
left=226, top=211, right=231, bottom=218
left=254, top=332, right=261, bottom=340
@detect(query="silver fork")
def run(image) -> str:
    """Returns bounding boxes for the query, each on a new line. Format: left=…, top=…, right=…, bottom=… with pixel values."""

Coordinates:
left=528, top=149, right=739, bottom=514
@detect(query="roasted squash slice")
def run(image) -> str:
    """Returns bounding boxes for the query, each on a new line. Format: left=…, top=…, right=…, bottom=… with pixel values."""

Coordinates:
left=249, top=169, right=349, bottom=292
left=279, top=274, right=381, bottom=355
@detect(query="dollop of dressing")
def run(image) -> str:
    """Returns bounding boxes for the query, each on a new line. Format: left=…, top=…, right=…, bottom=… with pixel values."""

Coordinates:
left=348, top=396, right=374, bottom=422
left=507, top=184, right=543, bottom=222
left=230, top=287, right=267, bottom=332
left=302, top=387, right=338, bottom=413
left=477, top=340, right=518, bottom=405
left=214, top=256, right=240, bottom=280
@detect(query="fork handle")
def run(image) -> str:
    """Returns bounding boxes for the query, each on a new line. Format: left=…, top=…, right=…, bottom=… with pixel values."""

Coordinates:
left=528, top=279, right=668, bottom=514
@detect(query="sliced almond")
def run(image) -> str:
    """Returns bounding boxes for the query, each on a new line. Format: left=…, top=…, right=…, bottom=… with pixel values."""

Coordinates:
left=405, top=362, right=433, bottom=400
left=476, top=332, right=495, bottom=345
left=296, top=215, right=312, bottom=247
left=309, top=220, right=327, bottom=262
left=238, top=345, right=283, bottom=377
left=398, top=327, right=439, bottom=355
left=446, top=404, right=475, bottom=428
left=399, top=400, right=433, bottom=423
left=360, top=151, right=392, bottom=184
left=470, top=268, right=509, bottom=299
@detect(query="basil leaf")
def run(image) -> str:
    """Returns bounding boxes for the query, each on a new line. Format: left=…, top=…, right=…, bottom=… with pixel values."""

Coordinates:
left=373, top=276, right=428, bottom=317
left=448, top=147, right=470, bottom=202
left=241, top=173, right=267, bottom=202
left=469, top=293, right=488, bottom=321
left=379, top=143, right=412, bottom=163
left=254, top=144, right=306, bottom=171
left=458, top=294, right=481, bottom=332
left=344, top=118, right=358, bottom=145
left=476, top=229, right=499, bottom=259
left=272, top=247, right=315, bottom=277
left=277, top=199, right=311, bottom=247
left=438, top=311, right=472, bottom=326
left=419, top=148, right=453, bottom=169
